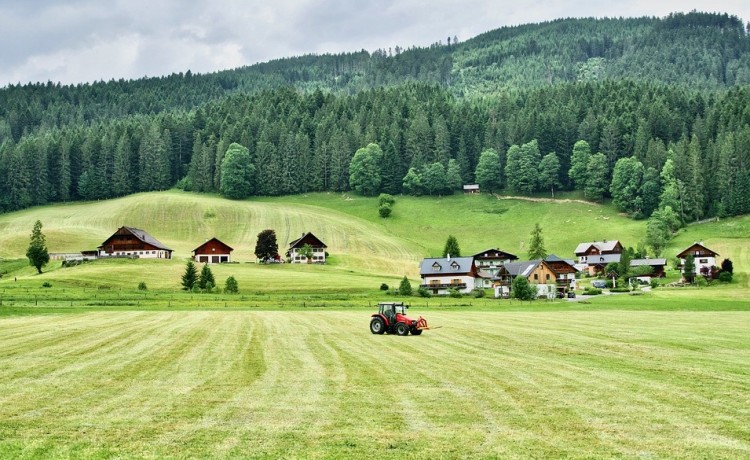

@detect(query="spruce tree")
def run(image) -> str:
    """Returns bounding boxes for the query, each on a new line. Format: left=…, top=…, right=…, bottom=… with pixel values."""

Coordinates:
left=527, top=223, right=547, bottom=260
left=443, top=235, right=461, bottom=258
left=181, top=259, right=198, bottom=291
left=198, top=263, right=215, bottom=290
left=26, top=220, right=49, bottom=274
left=398, top=276, right=413, bottom=296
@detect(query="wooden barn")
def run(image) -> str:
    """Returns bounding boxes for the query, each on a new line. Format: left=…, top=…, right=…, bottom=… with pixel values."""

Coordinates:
left=98, top=227, right=173, bottom=259
left=192, top=238, right=233, bottom=264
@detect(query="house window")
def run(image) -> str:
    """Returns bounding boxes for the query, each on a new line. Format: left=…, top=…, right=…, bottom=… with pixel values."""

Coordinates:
left=451, top=278, right=461, bottom=285
left=533, top=274, right=538, bottom=280
left=430, top=279, right=439, bottom=286
left=699, top=259, right=708, bottom=264
left=545, top=274, right=550, bottom=281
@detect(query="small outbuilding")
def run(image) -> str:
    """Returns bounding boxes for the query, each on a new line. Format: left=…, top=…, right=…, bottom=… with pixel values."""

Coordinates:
left=192, top=237, right=233, bottom=264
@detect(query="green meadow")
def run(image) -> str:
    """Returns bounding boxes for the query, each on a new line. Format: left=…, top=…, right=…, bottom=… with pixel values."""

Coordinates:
left=1, top=191, right=749, bottom=458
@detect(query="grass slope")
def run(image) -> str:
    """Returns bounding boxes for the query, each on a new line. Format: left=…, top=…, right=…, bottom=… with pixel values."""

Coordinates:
left=1, top=190, right=749, bottom=291
left=1, top=310, right=748, bottom=458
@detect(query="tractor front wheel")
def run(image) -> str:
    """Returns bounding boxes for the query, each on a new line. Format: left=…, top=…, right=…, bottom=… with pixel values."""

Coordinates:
left=370, top=317, right=386, bottom=335
left=410, top=328, right=422, bottom=336
left=396, top=322, right=409, bottom=336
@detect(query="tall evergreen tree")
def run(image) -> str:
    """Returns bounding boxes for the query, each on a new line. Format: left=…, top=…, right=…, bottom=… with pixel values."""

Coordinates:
left=527, top=223, right=547, bottom=260
left=443, top=235, right=461, bottom=258
left=26, top=220, right=49, bottom=274
left=181, top=259, right=198, bottom=291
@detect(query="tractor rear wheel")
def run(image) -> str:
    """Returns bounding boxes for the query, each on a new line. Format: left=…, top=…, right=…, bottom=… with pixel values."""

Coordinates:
left=370, top=317, right=385, bottom=335
left=410, top=328, right=422, bottom=336
left=396, top=322, right=409, bottom=336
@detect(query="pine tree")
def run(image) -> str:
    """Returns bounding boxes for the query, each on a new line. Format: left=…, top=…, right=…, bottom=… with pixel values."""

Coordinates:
left=181, top=259, right=198, bottom=290
left=527, top=223, right=547, bottom=260
left=26, top=220, right=49, bottom=274
left=225, top=276, right=239, bottom=294
left=398, top=276, right=413, bottom=296
left=443, top=235, right=461, bottom=257
left=198, top=263, right=215, bottom=291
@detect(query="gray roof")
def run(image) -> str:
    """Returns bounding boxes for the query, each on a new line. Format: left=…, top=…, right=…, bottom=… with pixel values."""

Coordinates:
left=123, top=227, right=172, bottom=251
left=630, top=258, right=666, bottom=267
left=502, top=260, right=541, bottom=277
left=574, top=240, right=621, bottom=255
left=585, top=253, right=621, bottom=265
left=420, top=257, right=475, bottom=276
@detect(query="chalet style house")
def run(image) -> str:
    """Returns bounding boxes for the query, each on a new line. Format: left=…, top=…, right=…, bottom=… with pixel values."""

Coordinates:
left=473, top=248, right=518, bottom=288
left=287, top=232, right=327, bottom=263
left=98, top=226, right=173, bottom=259
left=420, top=256, right=478, bottom=295
left=677, top=242, right=719, bottom=279
left=192, top=238, right=233, bottom=264
left=629, top=258, right=667, bottom=279
left=574, top=240, right=623, bottom=275
left=493, top=255, right=578, bottom=298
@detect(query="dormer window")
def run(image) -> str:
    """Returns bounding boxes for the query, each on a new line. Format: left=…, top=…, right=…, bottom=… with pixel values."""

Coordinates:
left=451, top=262, right=459, bottom=269
left=432, top=262, right=441, bottom=271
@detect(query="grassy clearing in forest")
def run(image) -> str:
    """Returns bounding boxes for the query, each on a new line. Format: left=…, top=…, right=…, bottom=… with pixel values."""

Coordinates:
left=1, top=310, right=748, bottom=459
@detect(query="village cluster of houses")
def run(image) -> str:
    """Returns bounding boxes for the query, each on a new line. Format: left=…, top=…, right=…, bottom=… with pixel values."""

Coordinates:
left=52, top=226, right=721, bottom=299
left=51, top=227, right=329, bottom=264
left=419, top=240, right=720, bottom=298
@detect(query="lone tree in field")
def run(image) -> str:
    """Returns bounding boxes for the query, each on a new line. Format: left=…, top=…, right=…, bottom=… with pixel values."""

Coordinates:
left=198, top=263, right=215, bottom=291
left=254, top=229, right=279, bottom=262
left=181, top=259, right=198, bottom=290
left=26, top=220, right=49, bottom=274
left=527, top=223, right=547, bottom=260
left=398, top=276, right=413, bottom=296
left=225, top=276, right=239, bottom=294
left=442, top=235, right=461, bottom=257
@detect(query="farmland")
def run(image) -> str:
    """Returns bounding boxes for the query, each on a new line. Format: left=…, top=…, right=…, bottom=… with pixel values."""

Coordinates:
left=1, top=309, right=749, bottom=458
left=1, top=191, right=750, bottom=458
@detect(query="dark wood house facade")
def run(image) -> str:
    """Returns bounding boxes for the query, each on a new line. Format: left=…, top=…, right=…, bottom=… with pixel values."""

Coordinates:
left=98, top=226, right=173, bottom=259
left=192, top=237, right=233, bottom=264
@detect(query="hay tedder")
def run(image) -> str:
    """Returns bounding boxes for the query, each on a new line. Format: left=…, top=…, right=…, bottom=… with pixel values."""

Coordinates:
left=369, top=302, right=433, bottom=336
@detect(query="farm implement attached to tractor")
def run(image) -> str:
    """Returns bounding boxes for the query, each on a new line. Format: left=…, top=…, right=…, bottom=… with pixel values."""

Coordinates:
left=369, top=302, right=434, bottom=336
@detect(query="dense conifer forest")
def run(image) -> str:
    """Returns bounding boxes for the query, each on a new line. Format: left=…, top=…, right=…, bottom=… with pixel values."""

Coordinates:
left=2, top=11, right=750, bottom=237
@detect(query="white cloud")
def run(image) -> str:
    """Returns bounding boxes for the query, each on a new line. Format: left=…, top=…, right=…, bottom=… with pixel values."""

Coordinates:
left=0, top=0, right=748, bottom=86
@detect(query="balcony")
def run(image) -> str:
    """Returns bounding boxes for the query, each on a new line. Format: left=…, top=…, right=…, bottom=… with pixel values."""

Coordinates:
left=420, top=283, right=467, bottom=290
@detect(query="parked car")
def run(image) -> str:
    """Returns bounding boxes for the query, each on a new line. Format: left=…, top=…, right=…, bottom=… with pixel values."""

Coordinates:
left=567, top=291, right=576, bottom=298
left=591, top=280, right=607, bottom=288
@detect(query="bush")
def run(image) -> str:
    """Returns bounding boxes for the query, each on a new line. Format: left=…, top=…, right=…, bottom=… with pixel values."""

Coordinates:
left=378, top=193, right=396, bottom=206
left=225, top=276, right=239, bottom=294
left=137, top=281, right=148, bottom=291
left=610, top=287, right=629, bottom=293
left=417, top=286, right=431, bottom=297
left=718, top=271, right=733, bottom=283
left=448, top=288, right=462, bottom=298
left=378, top=205, right=392, bottom=218
left=583, top=287, right=602, bottom=295
left=650, top=279, right=659, bottom=289
left=472, top=288, right=486, bottom=298
left=379, top=283, right=389, bottom=291
left=42, top=281, right=52, bottom=288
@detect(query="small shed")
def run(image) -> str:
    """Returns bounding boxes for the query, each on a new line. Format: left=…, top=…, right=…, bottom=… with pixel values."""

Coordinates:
left=463, top=184, right=480, bottom=194
left=192, top=237, right=233, bottom=264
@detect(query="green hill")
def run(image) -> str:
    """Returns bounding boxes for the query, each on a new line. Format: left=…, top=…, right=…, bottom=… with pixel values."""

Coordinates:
left=1, top=191, right=747, bottom=291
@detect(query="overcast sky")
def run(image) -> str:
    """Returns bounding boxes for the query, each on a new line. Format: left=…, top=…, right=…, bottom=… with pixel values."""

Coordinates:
left=1, top=0, right=748, bottom=87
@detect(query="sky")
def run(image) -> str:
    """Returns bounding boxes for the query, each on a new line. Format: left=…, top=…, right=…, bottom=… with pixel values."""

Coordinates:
left=1, top=0, right=748, bottom=87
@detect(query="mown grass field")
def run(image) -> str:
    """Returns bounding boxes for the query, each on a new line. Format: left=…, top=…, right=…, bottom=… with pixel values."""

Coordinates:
left=1, top=191, right=750, bottom=458
left=1, top=309, right=748, bottom=459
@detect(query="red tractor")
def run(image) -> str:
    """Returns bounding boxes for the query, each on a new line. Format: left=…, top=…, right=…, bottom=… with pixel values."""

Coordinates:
left=370, top=302, right=430, bottom=336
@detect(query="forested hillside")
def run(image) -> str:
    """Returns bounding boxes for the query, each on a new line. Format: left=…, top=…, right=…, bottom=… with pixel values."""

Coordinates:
left=1, top=11, right=750, bottom=255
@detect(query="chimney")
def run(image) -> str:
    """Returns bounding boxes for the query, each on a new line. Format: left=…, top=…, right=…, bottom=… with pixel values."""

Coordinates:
left=447, top=253, right=451, bottom=261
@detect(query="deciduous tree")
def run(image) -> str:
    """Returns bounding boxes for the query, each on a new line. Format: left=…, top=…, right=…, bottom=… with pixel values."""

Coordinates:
left=255, top=229, right=279, bottom=261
